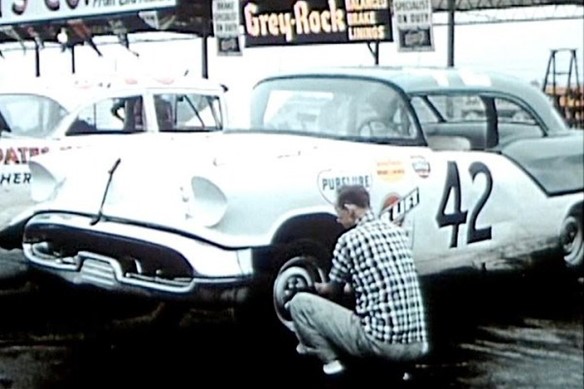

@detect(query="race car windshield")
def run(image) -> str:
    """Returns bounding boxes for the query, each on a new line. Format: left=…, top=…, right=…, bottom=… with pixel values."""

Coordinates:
left=0, top=94, right=68, bottom=138
left=248, top=76, right=420, bottom=142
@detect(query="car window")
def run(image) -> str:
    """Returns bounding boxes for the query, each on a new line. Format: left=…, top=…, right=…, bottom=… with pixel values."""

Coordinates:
left=250, top=77, right=419, bottom=141
left=67, top=95, right=144, bottom=135
left=410, top=96, right=439, bottom=124
left=414, top=93, right=545, bottom=151
left=154, top=93, right=224, bottom=132
left=0, top=93, right=68, bottom=138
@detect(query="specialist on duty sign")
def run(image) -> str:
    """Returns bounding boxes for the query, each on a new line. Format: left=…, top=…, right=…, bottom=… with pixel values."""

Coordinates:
left=393, top=0, right=434, bottom=52
left=0, top=0, right=177, bottom=26
left=213, top=0, right=242, bottom=55
left=242, top=0, right=393, bottom=47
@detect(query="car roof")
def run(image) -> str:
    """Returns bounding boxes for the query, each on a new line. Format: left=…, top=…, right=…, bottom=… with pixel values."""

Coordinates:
left=0, top=74, right=227, bottom=111
left=256, top=65, right=568, bottom=132
left=0, top=79, right=85, bottom=111
left=258, top=65, right=539, bottom=96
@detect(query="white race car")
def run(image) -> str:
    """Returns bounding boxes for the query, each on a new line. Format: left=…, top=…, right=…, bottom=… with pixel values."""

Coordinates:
left=0, top=74, right=228, bottom=237
left=1, top=78, right=81, bottom=236
left=12, top=67, right=584, bottom=328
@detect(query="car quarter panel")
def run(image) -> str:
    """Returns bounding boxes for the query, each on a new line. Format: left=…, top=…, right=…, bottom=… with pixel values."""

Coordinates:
left=409, top=150, right=581, bottom=274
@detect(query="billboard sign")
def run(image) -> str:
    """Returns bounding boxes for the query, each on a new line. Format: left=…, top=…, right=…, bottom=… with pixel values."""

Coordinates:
left=393, top=0, right=434, bottom=52
left=0, top=0, right=177, bottom=26
left=242, top=0, right=393, bottom=47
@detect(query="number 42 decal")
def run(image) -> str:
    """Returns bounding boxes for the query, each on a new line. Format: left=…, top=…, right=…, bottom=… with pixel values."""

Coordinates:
left=436, top=161, right=493, bottom=248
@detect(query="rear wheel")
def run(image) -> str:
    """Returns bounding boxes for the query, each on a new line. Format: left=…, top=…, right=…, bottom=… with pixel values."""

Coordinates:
left=560, top=212, right=583, bottom=270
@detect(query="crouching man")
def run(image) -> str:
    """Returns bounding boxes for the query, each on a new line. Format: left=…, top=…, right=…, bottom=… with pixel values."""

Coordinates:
left=288, top=184, right=429, bottom=376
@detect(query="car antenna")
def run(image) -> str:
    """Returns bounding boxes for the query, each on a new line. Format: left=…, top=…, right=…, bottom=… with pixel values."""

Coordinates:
left=90, top=158, right=122, bottom=226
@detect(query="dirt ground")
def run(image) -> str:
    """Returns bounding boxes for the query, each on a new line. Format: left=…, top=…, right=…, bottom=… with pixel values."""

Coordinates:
left=0, top=248, right=582, bottom=389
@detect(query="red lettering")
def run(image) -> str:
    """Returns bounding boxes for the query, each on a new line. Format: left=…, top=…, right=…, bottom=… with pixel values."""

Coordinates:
left=17, top=147, right=28, bottom=163
left=0, top=147, right=50, bottom=164
left=29, top=147, right=40, bottom=158
left=4, top=148, right=19, bottom=164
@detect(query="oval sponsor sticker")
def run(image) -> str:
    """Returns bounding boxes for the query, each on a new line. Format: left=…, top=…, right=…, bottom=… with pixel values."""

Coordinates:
left=411, top=155, right=430, bottom=178
left=318, top=169, right=373, bottom=204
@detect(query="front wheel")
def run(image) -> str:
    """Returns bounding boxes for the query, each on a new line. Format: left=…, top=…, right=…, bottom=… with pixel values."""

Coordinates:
left=273, top=256, right=328, bottom=332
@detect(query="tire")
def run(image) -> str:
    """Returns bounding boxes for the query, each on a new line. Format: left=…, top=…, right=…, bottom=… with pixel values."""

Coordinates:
left=560, top=212, right=583, bottom=270
left=272, top=256, right=328, bottom=332
left=234, top=240, right=330, bottom=335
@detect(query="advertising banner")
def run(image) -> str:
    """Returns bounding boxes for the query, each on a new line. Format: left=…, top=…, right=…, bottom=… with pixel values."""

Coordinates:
left=242, top=0, right=393, bottom=47
left=393, top=0, right=434, bottom=52
left=0, top=0, right=177, bottom=26
left=213, top=0, right=242, bottom=55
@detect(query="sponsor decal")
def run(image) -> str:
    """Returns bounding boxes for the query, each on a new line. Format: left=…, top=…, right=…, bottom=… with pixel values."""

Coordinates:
left=318, top=169, right=373, bottom=204
left=376, top=159, right=404, bottom=182
left=379, top=187, right=419, bottom=247
left=410, top=155, right=430, bottom=178
left=0, top=146, right=49, bottom=165
left=380, top=187, right=419, bottom=224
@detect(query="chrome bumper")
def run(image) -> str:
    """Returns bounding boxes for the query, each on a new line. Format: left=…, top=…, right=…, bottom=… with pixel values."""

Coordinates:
left=23, top=213, right=255, bottom=305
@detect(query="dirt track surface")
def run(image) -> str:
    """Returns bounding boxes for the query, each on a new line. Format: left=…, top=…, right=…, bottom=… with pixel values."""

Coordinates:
left=0, top=248, right=583, bottom=388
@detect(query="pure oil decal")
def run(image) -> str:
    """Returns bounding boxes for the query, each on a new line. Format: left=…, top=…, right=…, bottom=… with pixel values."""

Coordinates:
left=242, top=0, right=393, bottom=47
left=318, top=169, right=373, bottom=204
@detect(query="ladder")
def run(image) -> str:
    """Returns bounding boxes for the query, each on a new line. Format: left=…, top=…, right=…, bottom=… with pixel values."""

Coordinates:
left=542, top=48, right=584, bottom=129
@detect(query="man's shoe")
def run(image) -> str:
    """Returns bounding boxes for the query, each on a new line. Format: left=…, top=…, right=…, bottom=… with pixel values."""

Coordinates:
left=322, top=360, right=345, bottom=375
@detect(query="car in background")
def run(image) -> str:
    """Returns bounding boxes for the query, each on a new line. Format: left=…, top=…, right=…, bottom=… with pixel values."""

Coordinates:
left=0, top=74, right=228, bottom=244
left=13, top=67, right=583, bottom=330
left=1, top=78, right=82, bottom=241
left=0, top=81, right=74, bottom=139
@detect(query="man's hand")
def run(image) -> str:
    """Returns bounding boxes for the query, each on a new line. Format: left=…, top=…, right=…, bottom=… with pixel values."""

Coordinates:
left=314, top=282, right=343, bottom=300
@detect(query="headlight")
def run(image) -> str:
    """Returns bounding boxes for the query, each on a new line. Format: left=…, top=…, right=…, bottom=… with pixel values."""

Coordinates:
left=189, top=176, right=227, bottom=227
left=28, top=160, right=63, bottom=202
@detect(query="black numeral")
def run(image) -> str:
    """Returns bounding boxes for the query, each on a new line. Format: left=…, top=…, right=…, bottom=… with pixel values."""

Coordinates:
left=436, top=161, right=493, bottom=247
left=467, top=162, right=493, bottom=243
left=436, top=162, right=467, bottom=248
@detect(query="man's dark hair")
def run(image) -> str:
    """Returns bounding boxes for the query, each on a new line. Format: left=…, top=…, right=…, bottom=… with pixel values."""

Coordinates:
left=336, top=185, right=371, bottom=209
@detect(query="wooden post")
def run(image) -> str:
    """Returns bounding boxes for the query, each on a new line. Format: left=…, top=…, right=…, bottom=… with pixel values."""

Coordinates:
left=447, top=0, right=455, bottom=67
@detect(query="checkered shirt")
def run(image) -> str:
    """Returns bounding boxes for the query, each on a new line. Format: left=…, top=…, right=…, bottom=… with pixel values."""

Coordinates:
left=329, top=210, right=427, bottom=344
